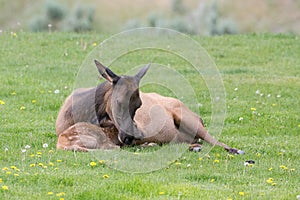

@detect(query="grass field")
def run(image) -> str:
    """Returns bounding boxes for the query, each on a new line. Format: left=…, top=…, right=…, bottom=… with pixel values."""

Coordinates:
left=0, top=32, right=299, bottom=199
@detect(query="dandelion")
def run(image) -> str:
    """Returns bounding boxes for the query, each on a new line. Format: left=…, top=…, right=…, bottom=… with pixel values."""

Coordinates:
left=38, top=163, right=44, bottom=167
left=43, top=143, right=48, bottom=148
left=47, top=192, right=53, bottom=195
left=228, top=154, right=234, bottom=159
left=280, top=165, right=288, bottom=170
left=239, top=192, right=245, bottom=196
left=90, top=162, right=97, bottom=167
left=12, top=32, right=17, bottom=37
left=271, top=182, right=276, bottom=186
left=20, top=106, right=26, bottom=110
left=175, top=162, right=181, bottom=166
left=11, top=91, right=16, bottom=95
left=2, top=185, right=8, bottom=190
left=29, top=154, right=35, bottom=157
left=56, top=192, right=66, bottom=197
left=290, top=168, right=295, bottom=172
left=272, top=103, right=276, bottom=106
left=213, top=159, right=220, bottom=163
left=31, top=100, right=36, bottom=104
left=49, top=150, right=54, bottom=154
left=30, top=164, right=36, bottom=167
left=92, top=42, right=97, bottom=46
left=14, top=173, right=19, bottom=177
left=298, top=124, right=300, bottom=128
left=159, top=191, right=165, bottom=195
left=256, top=152, right=261, bottom=157
left=54, top=89, right=60, bottom=94
left=250, top=107, right=256, bottom=111
left=238, top=117, right=244, bottom=121
left=0, top=100, right=5, bottom=105
left=102, top=174, right=109, bottom=179
left=99, top=160, right=105, bottom=164
left=198, top=157, right=203, bottom=161
left=0, top=178, right=2, bottom=183
left=268, top=167, right=273, bottom=171
left=10, top=166, right=17, bottom=170
left=210, top=179, right=215, bottom=183
left=266, top=178, right=273, bottom=184
left=6, top=171, right=11, bottom=175
left=2, top=167, right=9, bottom=171
left=49, top=162, right=54, bottom=166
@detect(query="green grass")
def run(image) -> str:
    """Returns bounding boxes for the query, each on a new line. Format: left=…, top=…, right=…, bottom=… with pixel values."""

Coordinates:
left=0, top=32, right=299, bottom=200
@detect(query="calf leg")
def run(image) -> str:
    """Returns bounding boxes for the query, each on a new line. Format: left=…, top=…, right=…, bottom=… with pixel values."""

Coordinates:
left=57, top=122, right=119, bottom=151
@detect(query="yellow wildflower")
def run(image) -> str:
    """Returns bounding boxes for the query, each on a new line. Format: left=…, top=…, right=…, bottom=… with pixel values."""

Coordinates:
left=159, top=191, right=165, bottom=195
left=213, top=159, right=220, bottom=163
left=10, top=166, right=17, bottom=170
left=92, top=42, right=97, bottom=46
left=36, top=151, right=42, bottom=155
left=239, top=192, right=245, bottom=196
left=99, top=160, right=105, bottom=164
left=31, top=100, right=36, bottom=104
left=14, top=173, right=19, bottom=177
left=11, top=91, right=16, bottom=95
left=56, top=192, right=66, bottom=197
left=280, top=165, right=288, bottom=170
left=2, top=167, right=9, bottom=171
left=30, top=164, right=36, bottom=167
left=102, top=174, right=109, bottom=179
left=20, top=106, right=26, bottom=110
left=0, top=178, right=2, bottom=183
left=175, top=162, right=181, bottom=165
left=266, top=178, right=273, bottom=184
left=268, top=167, right=273, bottom=171
left=250, top=107, right=256, bottom=111
left=2, top=185, right=8, bottom=190
left=90, top=162, right=97, bottom=167
left=47, top=192, right=53, bottom=195
left=210, top=179, right=215, bottom=183
left=0, top=100, right=5, bottom=105
left=198, top=157, right=203, bottom=161
left=49, top=162, right=54, bottom=166
left=6, top=171, right=11, bottom=175
left=57, top=159, right=62, bottom=163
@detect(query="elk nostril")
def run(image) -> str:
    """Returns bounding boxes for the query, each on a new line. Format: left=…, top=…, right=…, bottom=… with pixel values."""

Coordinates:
left=124, top=137, right=133, bottom=145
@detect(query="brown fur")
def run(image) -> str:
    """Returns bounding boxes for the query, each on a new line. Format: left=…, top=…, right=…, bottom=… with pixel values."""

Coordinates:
left=56, top=60, right=242, bottom=154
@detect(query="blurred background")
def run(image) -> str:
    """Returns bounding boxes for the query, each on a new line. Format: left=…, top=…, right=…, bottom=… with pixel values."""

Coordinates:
left=0, top=0, right=299, bottom=35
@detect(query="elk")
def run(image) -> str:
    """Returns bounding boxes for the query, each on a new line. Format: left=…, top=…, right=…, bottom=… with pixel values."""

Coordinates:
left=56, top=60, right=243, bottom=154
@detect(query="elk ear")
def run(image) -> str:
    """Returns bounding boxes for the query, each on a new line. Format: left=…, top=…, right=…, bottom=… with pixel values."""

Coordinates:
left=94, top=60, right=120, bottom=83
left=135, top=63, right=151, bottom=81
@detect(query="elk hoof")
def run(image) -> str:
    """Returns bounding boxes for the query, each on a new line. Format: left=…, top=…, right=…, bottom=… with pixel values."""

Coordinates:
left=227, top=148, right=244, bottom=155
left=189, top=144, right=202, bottom=152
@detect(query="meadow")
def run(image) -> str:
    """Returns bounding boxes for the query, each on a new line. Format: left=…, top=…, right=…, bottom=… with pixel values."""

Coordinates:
left=0, top=32, right=299, bottom=199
